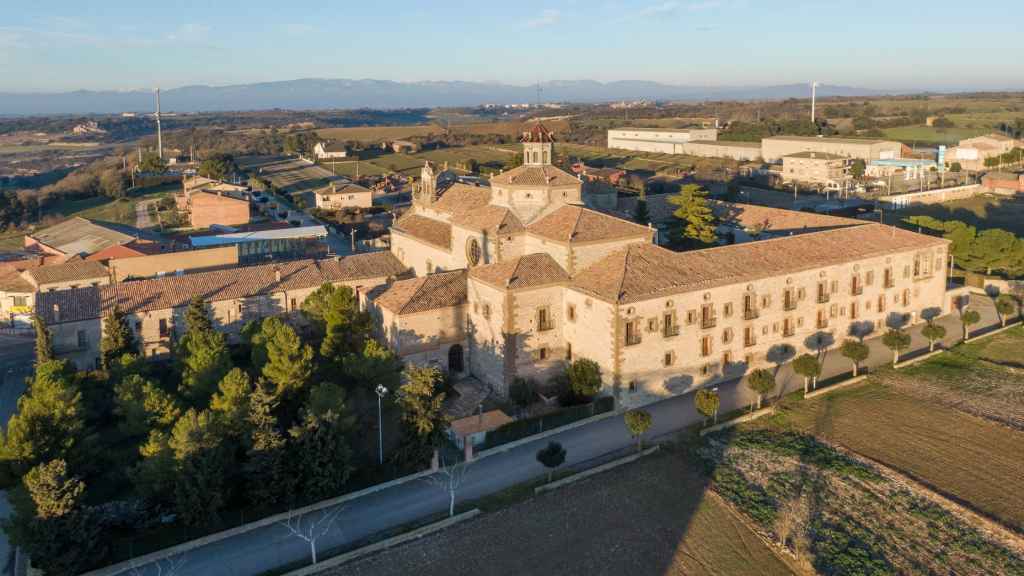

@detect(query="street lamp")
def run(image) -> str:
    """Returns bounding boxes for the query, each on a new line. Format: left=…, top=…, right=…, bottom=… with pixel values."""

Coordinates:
left=375, top=384, right=389, bottom=465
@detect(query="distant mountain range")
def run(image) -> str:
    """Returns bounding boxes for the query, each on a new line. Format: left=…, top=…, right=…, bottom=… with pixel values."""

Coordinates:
left=0, top=79, right=896, bottom=116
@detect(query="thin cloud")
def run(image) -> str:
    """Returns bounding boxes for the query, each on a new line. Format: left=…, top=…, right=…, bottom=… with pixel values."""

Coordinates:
left=167, top=23, right=211, bottom=42
left=638, top=1, right=680, bottom=17
left=525, top=9, right=560, bottom=28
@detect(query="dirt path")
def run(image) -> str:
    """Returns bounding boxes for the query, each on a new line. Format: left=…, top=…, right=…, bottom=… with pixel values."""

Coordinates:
left=135, top=198, right=158, bottom=228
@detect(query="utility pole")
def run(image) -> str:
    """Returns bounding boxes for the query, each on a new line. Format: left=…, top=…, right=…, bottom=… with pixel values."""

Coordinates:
left=155, top=88, right=163, bottom=160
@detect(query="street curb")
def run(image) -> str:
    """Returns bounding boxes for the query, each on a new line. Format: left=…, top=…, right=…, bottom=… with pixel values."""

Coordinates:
left=78, top=467, right=439, bottom=576
left=699, top=406, right=775, bottom=436
left=803, top=375, right=868, bottom=399
left=535, top=445, right=660, bottom=494
left=278, top=509, right=481, bottom=576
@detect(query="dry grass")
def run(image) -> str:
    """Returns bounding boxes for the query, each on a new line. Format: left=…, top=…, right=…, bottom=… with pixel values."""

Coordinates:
left=700, top=430, right=1024, bottom=575
left=754, top=380, right=1024, bottom=533
left=312, top=120, right=570, bottom=143
left=331, top=451, right=796, bottom=576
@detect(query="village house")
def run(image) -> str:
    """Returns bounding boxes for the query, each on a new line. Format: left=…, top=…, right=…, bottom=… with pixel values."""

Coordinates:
left=177, top=175, right=251, bottom=229
left=1, top=257, right=110, bottom=327
left=781, top=151, right=851, bottom=187
left=38, top=252, right=407, bottom=370
left=947, top=133, right=1023, bottom=171
left=313, top=140, right=349, bottom=160
left=315, top=181, right=374, bottom=210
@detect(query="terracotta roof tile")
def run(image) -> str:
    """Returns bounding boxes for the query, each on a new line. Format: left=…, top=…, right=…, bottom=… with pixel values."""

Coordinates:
left=393, top=214, right=452, bottom=249
left=490, top=165, right=580, bottom=187
left=451, top=205, right=525, bottom=234
left=23, top=260, right=109, bottom=287
left=38, top=253, right=406, bottom=324
left=572, top=224, right=948, bottom=304
left=430, top=183, right=492, bottom=215
left=449, top=410, right=514, bottom=437
left=469, top=253, right=569, bottom=290
left=527, top=205, right=651, bottom=244
left=374, top=269, right=467, bottom=314
left=0, top=270, right=34, bottom=293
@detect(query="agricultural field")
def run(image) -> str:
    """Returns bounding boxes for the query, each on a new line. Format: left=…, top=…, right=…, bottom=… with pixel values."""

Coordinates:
left=700, top=429, right=1024, bottom=575
left=335, top=450, right=797, bottom=576
left=311, top=119, right=570, bottom=144
left=895, top=193, right=1024, bottom=237
left=747, top=340, right=1024, bottom=533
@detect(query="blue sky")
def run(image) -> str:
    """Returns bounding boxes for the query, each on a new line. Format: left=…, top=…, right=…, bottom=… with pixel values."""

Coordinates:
left=1, top=0, right=1021, bottom=93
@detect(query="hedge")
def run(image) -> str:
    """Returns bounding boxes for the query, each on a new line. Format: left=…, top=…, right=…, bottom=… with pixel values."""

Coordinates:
left=481, top=395, right=615, bottom=450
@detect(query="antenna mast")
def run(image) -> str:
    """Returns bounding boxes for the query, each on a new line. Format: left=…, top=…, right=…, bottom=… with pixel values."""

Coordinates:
left=155, top=88, right=163, bottom=160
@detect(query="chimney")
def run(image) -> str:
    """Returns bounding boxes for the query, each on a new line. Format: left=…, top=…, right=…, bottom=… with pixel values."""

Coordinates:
left=274, top=267, right=281, bottom=283
left=52, top=304, right=61, bottom=323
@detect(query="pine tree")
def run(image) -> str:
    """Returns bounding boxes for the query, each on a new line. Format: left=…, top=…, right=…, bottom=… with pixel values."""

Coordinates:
left=168, top=409, right=228, bottom=526
left=342, top=339, right=402, bottom=391
left=289, top=408, right=353, bottom=503
left=8, top=459, right=105, bottom=576
left=179, top=328, right=232, bottom=404
left=668, top=184, right=717, bottom=247
left=301, top=283, right=372, bottom=361
left=113, top=374, right=182, bottom=437
left=258, top=317, right=314, bottom=401
left=100, top=307, right=136, bottom=370
left=396, top=365, right=448, bottom=445
left=1, top=360, right=85, bottom=474
left=32, top=314, right=53, bottom=364
left=210, top=368, right=254, bottom=439
left=244, top=381, right=292, bottom=506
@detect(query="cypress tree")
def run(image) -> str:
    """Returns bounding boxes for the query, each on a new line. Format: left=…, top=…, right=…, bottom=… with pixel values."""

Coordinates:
left=32, top=314, right=53, bottom=364
left=100, top=306, right=135, bottom=370
left=668, top=183, right=718, bottom=247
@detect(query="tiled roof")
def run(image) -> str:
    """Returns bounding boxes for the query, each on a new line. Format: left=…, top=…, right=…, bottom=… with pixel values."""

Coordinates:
left=490, top=165, right=580, bottom=187
left=572, top=224, right=948, bottom=304
left=0, top=270, right=34, bottom=293
left=319, top=182, right=372, bottom=196
left=527, top=205, right=651, bottom=244
left=449, top=409, right=514, bottom=437
left=521, top=123, right=555, bottom=143
left=23, top=259, right=109, bottom=287
left=393, top=214, right=452, bottom=249
left=430, top=183, right=492, bottom=215
left=451, top=205, right=525, bottom=234
left=374, top=269, right=467, bottom=315
left=38, top=253, right=407, bottom=324
left=28, top=217, right=156, bottom=256
left=469, top=253, right=569, bottom=290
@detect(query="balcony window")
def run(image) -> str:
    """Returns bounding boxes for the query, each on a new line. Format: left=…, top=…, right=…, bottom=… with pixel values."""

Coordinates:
left=537, top=307, right=553, bottom=332
left=625, top=320, right=642, bottom=346
left=817, top=282, right=830, bottom=304
left=850, top=301, right=860, bottom=320
left=851, top=275, right=863, bottom=296
left=783, top=288, right=797, bottom=311
left=701, top=304, right=716, bottom=329
left=662, top=312, right=679, bottom=337
left=817, top=310, right=828, bottom=329
left=700, top=335, right=713, bottom=357
left=744, top=326, right=756, bottom=347
left=743, top=294, right=759, bottom=320
left=783, top=318, right=795, bottom=337
left=884, top=268, right=895, bottom=288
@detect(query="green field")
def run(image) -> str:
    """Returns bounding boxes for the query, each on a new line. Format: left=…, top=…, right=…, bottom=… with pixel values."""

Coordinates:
left=41, top=182, right=177, bottom=226
left=895, top=193, right=1024, bottom=237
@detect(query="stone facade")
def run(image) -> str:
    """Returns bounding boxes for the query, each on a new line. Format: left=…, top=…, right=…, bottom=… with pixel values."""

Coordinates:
left=368, top=124, right=953, bottom=407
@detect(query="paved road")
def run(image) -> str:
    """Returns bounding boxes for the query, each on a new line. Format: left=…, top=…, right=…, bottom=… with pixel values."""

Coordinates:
left=119, top=293, right=1002, bottom=576
left=0, top=336, right=34, bottom=576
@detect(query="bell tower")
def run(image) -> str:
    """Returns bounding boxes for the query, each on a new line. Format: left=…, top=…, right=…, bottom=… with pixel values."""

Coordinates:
left=521, top=123, right=554, bottom=166
left=416, top=160, right=437, bottom=206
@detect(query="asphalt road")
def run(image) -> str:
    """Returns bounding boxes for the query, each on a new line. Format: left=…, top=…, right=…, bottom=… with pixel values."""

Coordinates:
left=0, top=335, right=34, bottom=576
left=119, top=294, right=1002, bottom=576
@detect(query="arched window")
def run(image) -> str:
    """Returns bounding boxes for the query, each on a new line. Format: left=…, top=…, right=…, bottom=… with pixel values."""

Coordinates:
left=448, top=344, right=464, bottom=373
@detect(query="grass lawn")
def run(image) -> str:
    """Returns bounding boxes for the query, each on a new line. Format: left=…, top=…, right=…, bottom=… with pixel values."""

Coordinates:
left=751, top=378, right=1024, bottom=532
left=333, top=450, right=797, bottom=576
left=0, top=231, right=24, bottom=251
left=895, top=193, right=1024, bottom=237
left=41, top=182, right=178, bottom=226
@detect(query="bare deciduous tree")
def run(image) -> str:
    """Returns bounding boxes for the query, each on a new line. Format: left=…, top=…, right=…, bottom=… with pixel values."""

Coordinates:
left=129, top=552, right=189, bottom=576
left=425, top=456, right=471, bottom=518
left=280, top=506, right=345, bottom=566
